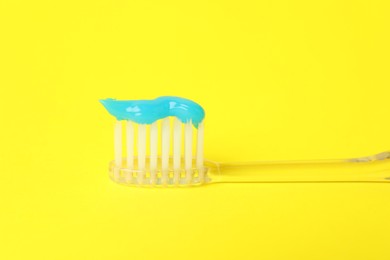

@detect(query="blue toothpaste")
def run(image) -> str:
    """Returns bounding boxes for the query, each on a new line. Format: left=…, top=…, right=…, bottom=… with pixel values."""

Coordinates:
left=100, top=96, right=205, bottom=128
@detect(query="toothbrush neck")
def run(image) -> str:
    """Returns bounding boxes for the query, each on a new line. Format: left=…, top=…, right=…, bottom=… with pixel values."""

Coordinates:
left=209, top=155, right=390, bottom=183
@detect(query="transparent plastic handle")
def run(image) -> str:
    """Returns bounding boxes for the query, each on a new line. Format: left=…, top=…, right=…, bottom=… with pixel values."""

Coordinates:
left=208, top=151, right=390, bottom=183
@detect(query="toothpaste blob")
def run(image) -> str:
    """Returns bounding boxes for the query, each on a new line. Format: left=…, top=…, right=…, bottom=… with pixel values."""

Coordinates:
left=100, top=96, right=205, bottom=128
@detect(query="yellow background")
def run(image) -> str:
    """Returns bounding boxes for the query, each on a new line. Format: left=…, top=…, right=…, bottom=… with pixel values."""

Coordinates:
left=1, top=0, right=390, bottom=259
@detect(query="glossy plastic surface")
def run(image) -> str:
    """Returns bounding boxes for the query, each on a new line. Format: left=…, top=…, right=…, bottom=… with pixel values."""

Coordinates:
left=108, top=151, right=390, bottom=187
left=216, top=151, right=390, bottom=183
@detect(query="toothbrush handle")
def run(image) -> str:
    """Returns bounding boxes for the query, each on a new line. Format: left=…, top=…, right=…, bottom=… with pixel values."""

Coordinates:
left=215, top=151, right=390, bottom=183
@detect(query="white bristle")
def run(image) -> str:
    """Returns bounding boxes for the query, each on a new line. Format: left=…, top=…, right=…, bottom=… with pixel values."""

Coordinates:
left=173, top=118, right=182, bottom=183
left=137, top=124, right=146, bottom=184
left=114, top=121, right=122, bottom=166
left=161, top=118, right=170, bottom=184
left=126, top=121, right=134, bottom=182
left=114, top=121, right=122, bottom=180
left=196, top=121, right=204, bottom=181
left=184, top=121, right=193, bottom=182
left=149, top=122, right=158, bottom=183
left=126, top=121, right=134, bottom=169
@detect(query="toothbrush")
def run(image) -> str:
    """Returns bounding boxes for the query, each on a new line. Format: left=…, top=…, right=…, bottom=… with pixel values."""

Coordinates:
left=100, top=96, right=390, bottom=187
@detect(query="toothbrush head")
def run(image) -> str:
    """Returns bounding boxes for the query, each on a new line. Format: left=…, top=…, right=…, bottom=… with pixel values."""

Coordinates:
left=108, top=157, right=219, bottom=187
left=101, top=96, right=208, bottom=187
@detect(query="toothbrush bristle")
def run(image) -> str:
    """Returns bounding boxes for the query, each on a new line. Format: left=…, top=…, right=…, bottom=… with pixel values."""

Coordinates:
left=184, top=121, right=193, bottom=183
left=173, top=118, right=182, bottom=184
left=126, top=120, right=134, bottom=172
left=110, top=117, right=207, bottom=186
left=149, top=122, right=158, bottom=184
